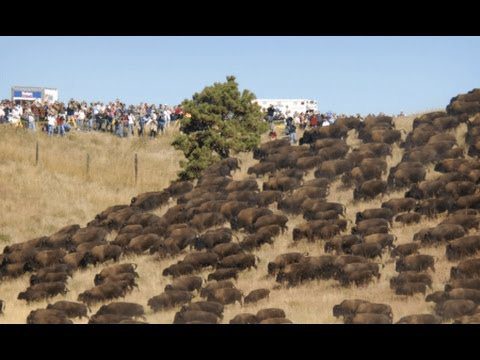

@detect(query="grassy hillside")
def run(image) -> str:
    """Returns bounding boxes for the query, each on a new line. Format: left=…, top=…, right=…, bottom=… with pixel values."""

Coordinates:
left=0, top=112, right=469, bottom=323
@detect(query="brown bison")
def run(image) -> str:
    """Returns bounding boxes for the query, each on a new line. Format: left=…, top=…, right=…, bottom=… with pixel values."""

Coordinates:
left=130, top=191, right=170, bottom=211
left=256, top=308, right=286, bottom=322
left=218, top=253, right=256, bottom=270
left=200, top=280, right=236, bottom=298
left=404, top=180, right=446, bottom=200
left=413, top=224, right=465, bottom=244
left=71, top=227, right=108, bottom=246
left=126, top=234, right=161, bottom=254
left=396, top=314, right=442, bottom=324
left=247, top=162, right=277, bottom=177
left=207, top=268, right=239, bottom=282
left=180, top=301, right=224, bottom=319
left=356, top=208, right=394, bottom=223
left=162, top=262, right=195, bottom=277
left=257, top=190, right=283, bottom=207
left=332, top=299, right=370, bottom=318
left=314, top=159, right=352, bottom=179
left=450, top=258, right=480, bottom=280
left=446, top=236, right=480, bottom=261
left=165, top=275, right=203, bottom=292
left=166, top=180, right=193, bottom=197
left=381, top=197, right=417, bottom=214
left=353, top=179, right=387, bottom=201
left=394, top=212, right=421, bottom=225
left=435, top=299, right=477, bottom=320
left=46, top=301, right=88, bottom=319
left=267, top=252, right=305, bottom=275
left=395, top=254, right=435, bottom=272
left=445, top=278, right=480, bottom=292
left=207, top=287, right=243, bottom=305
left=212, top=243, right=242, bottom=259
left=147, top=290, right=193, bottom=311
left=244, top=289, right=270, bottom=304
left=77, top=281, right=132, bottom=305
left=96, top=302, right=145, bottom=318
left=232, top=207, right=273, bottom=231
left=344, top=313, right=392, bottom=324
left=26, top=309, right=73, bottom=324
left=173, top=310, right=218, bottom=324
left=189, top=212, right=227, bottom=232
left=390, top=271, right=432, bottom=289
left=18, top=282, right=69, bottom=303
left=229, top=313, right=258, bottom=324
left=193, top=228, right=233, bottom=250
left=252, top=214, right=288, bottom=233
left=394, top=282, right=427, bottom=295
left=263, top=176, right=302, bottom=192
left=182, top=252, right=218, bottom=270
left=391, top=243, right=420, bottom=258
left=89, top=244, right=122, bottom=264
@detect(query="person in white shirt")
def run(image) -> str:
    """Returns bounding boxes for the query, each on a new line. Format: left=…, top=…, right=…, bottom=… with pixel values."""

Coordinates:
left=0, top=106, right=5, bottom=122
left=164, top=107, right=171, bottom=127
left=27, top=111, right=36, bottom=131
left=77, top=109, right=86, bottom=130
left=128, top=113, right=135, bottom=136
left=47, top=113, right=56, bottom=136
left=321, top=115, right=330, bottom=127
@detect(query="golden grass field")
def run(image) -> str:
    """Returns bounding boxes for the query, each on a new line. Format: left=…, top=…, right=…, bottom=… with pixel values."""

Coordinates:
left=0, top=112, right=467, bottom=324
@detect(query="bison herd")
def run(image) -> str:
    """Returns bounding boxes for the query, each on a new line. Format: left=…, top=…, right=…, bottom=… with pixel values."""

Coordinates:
left=2, top=88, right=480, bottom=324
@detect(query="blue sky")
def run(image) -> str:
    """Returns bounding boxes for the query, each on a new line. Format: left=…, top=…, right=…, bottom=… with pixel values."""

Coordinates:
left=1, top=36, right=479, bottom=115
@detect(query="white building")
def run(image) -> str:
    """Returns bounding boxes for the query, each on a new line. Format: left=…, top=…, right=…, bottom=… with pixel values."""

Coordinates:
left=253, top=99, right=318, bottom=115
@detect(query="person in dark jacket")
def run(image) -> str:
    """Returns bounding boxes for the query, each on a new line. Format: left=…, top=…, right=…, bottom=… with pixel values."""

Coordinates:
left=285, top=117, right=297, bottom=144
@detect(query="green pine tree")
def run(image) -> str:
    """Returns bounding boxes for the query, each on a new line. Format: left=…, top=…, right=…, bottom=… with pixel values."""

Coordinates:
left=172, top=76, right=268, bottom=180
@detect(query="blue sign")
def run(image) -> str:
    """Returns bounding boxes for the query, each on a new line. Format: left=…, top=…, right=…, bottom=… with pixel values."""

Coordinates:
left=13, top=90, right=42, bottom=99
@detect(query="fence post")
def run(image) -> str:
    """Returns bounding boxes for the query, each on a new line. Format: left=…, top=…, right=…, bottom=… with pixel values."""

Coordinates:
left=134, top=153, right=138, bottom=186
left=86, top=153, right=90, bottom=179
left=35, top=141, right=39, bottom=166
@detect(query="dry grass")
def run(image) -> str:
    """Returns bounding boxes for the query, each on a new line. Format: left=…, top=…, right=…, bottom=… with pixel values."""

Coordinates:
left=0, top=112, right=463, bottom=323
left=0, top=125, right=183, bottom=243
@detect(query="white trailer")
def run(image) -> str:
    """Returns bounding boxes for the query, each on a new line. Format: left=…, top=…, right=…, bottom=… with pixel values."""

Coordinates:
left=254, top=99, right=318, bottom=116
left=11, top=86, right=58, bottom=103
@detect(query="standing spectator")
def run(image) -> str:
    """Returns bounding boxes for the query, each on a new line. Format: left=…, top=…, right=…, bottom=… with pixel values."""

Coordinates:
left=309, top=112, right=318, bottom=128
left=164, top=106, right=171, bottom=128
left=76, top=108, right=84, bottom=130
left=47, top=112, right=56, bottom=136
left=157, top=112, right=166, bottom=134
left=267, top=104, right=275, bottom=123
left=27, top=110, right=36, bottom=131
left=56, top=114, right=65, bottom=136
left=0, top=105, right=5, bottom=123
left=321, top=114, right=330, bottom=127
left=139, top=114, right=149, bottom=136
left=285, top=117, right=297, bottom=144
left=128, top=112, right=135, bottom=137
left=299, top=112, right=307, bottom=130
left=268, top=122, right=277, bottom=140
left=146, top=116, right=158, bottom=138
left=115, top=116, right=123, bottom=137
left=66, top=101, right=75, bottom=125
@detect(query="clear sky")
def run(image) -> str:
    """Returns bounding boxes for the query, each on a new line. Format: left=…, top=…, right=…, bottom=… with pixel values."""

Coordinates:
left=1, top=36, right=479, bottom=115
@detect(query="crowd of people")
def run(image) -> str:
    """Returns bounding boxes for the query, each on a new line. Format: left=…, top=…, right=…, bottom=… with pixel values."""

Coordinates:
left=0, top=98, right=372, bottom=146
left=266, top=106, right=340, bottom=144
left=0, top=99, right=186, bottom=138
